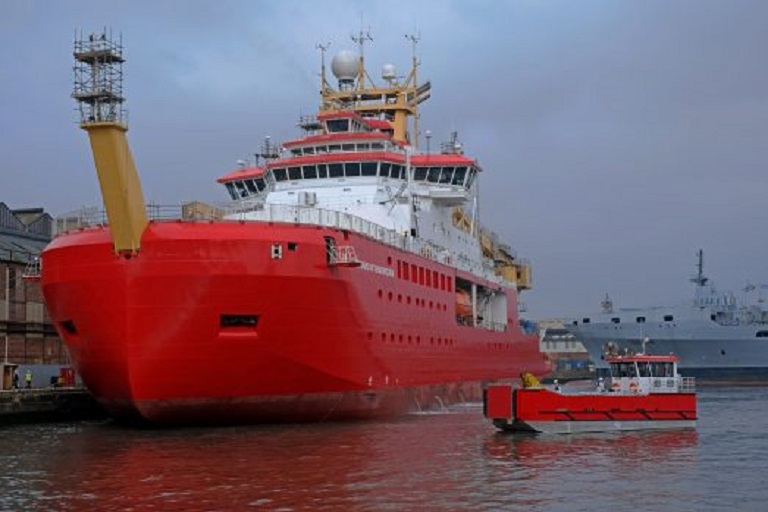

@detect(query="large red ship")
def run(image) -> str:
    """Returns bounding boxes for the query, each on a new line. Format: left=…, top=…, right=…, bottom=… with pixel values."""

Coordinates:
left=39, top=31, right=549, bottom=425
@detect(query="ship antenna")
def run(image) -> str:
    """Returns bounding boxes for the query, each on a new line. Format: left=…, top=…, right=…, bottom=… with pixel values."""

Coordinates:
left=316, top=42, right=331, bottom=95
left=405, top=32, right=421, bottom=147
left=690, top=249, right=708, bottom=287
left=351, top=28, right=373, bottom=91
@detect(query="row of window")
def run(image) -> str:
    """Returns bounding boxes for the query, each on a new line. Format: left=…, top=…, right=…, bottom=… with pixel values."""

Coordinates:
left=579, top=314, right=675, bottom=325
left=224, top=161, right=479, bottom=200
left=377, top=289, right=448, bottom=311
left=289, top=141, right=388, bottom=156
left=396, top=260, right=453, bottom=292
left=370, top=331, right=456, bottom=347
left=273, top=161, right=400, bottom=181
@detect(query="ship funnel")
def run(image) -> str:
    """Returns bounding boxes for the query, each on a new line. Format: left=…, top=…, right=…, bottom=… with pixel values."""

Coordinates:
left=72, top=29, right=148, bottom=255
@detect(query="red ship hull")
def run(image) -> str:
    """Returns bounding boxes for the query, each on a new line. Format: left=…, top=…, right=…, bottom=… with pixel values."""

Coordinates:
left=41, top=221, right=548, bottom=425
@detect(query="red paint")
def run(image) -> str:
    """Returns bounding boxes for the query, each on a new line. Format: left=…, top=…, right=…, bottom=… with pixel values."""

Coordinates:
left=42, top=221, right=548, bottom=425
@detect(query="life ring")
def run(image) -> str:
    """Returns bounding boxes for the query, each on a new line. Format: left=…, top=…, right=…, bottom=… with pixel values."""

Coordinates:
left=629, top=380, right=640, bottom=393
left=610, top=381, right=620, bottom=391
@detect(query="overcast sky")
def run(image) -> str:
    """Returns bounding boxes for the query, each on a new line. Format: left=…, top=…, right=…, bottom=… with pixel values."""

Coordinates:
left=1, top=0, right=767, bottom=319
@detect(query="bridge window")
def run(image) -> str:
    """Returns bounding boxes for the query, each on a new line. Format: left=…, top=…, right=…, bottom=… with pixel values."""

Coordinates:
left=235, top=181, right=248, bottom=198
left=757, top=331, right=768, bottom=338
left=342, top=143, right=355, bottom=152
left=427, top=167, right=441, bottom=183
left=304, top=146, right=315, bottom=155
left=664, top=315, right=674, bottom=322
left=328, top=144, right=341, bottom=152
left=327, top=119, right=349, bottom=132
left=414, top=167, right=428, bottom=181
left=225, top=182, right=237, bottom=200
left=288, top=167, right=302, bottom=180
left=254, top=178, right=266, bottom=191
left=466, top=169, right=478, bottom=188
left=439, top=167, right=454, bottom=184
left=245, top=180, right=258, bottom=194
left=452, top=167, right=467, bottom=186
left=317, top=164, right=328, bottom=178
left=371, top=142, right=384, bottom=150
left=273, top=168, right=288, bottom=181
left=361, top=162, right=378, bottom=176
left=380, top=162, right=391, bottom=177
left=345, top=162, right=361, bottom=177
left=391, top=165, right=404, bottom=179
left=329, top=163, right=344, bottom=178
left=358, top=143, right=370, bottom=151
left=303, top=165, right=317, bottom=179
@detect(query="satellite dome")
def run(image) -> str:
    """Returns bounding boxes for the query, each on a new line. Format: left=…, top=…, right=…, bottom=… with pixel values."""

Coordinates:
left=382, top=63, right=396, bottom=81
left=331, top=50, right=359, bottom=81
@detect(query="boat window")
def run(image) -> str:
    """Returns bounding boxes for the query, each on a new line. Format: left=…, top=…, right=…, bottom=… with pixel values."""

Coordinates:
left=235, top=181, right=248, bottom=198
left=245, top=180, right=258, bottom=194
left=288, top=167, right=302, bottom=180
left=225, top=182, right=238, bottom=200
left=582, top=318, right=591, bottom=324
left=342, top=143, right=355, bottom=151
left=361, top=161, right=378, bottom=176
left=439, top=167, right=454, bottom=184
left=664, top=315, right=674, bottom=322
left=345, top=162, right=361, bottom=177
left=611, top=317, right=620, bottom=324
left=371, top=142, right=384, bottom=150
left=757, top=331, right=768, bottom=338
left=650, top=362, right=674, bottom=377
left=304, top=146, right=315, bottom=155
left=316, top=145, right=328, bottom=154
left=303, top=165, right=318, bottom=179
left=358, top=143, right=370, bottom=151
left=379, top=162, right=391, bottom=177
left=391, top=165, right=403, bottom=179
left=611, top=362, right=637, bottom=378
left=326, top=119, right=349, bottom=133
left=317, top=164, right=328, bottom=178
left=414, top=167, right=428, bottom=181
left=466, top=168, right=477, bottom=188
left=273, top=168, right=288, bottom=181
left=636, top=316, right=646, bottom=323
left=254, top=178, right=266, bottom=191
left=638, top=362, right=651, bottom=377
left=289, top=148, right=301, bottom=156
left=329, top=163, right=344, bottom=178
left=328, top=144, right=341, bottom=152
left=452, top=167, right=467, bottom=186
left=427, top=167, right=441, bottom=183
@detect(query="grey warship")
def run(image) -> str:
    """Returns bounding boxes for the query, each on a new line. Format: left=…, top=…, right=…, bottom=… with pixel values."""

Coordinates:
left=568, top=250, right=768, bottom=382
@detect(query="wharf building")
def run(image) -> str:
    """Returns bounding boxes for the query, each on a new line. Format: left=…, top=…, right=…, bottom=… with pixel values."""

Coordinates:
left=1, top=203, right=69, bottom=373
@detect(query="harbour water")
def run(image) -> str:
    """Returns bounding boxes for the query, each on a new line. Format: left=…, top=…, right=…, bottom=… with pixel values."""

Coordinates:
left=1, top=386, right=767, bottom=511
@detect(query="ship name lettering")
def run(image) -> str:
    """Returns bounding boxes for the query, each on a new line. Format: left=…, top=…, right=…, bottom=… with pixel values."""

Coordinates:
left=360, top=261, right=395, bottom=278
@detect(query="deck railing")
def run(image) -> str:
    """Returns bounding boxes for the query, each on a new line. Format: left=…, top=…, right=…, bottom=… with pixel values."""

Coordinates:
left=56, top=202, right=506, bottom=285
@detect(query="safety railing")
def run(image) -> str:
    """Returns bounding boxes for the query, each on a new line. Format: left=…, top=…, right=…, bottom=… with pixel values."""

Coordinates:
left=54, top=202, right=506, bottom=284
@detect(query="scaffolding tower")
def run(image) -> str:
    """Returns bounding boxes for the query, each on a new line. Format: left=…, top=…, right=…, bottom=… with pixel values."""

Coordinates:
left=72, top=28, right=126, bottom=125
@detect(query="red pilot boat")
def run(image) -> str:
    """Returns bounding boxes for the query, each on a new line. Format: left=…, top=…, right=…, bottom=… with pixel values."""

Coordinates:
left=485, top=352, right=697, bottom=434
left=38, top=31, right=549, bottom=425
